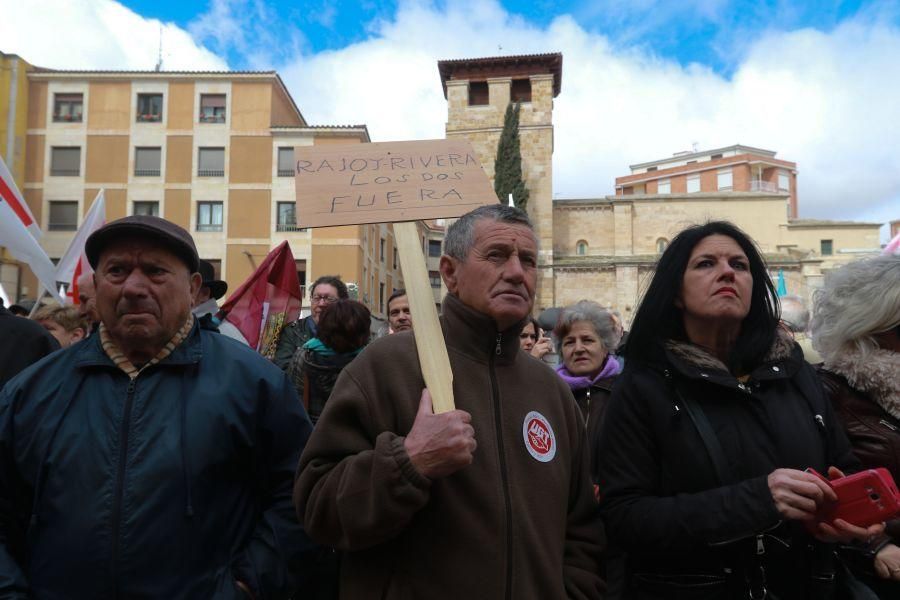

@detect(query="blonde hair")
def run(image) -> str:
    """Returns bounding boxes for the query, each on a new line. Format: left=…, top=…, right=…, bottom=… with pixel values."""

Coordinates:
left=33, top=304, right=90, bottom=333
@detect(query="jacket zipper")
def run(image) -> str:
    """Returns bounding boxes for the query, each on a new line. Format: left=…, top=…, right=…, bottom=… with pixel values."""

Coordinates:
left=489, top=337, right=513, bottom=600
left=110, top=376, right=137, bottom=598
left=880, top=419, right=898, bottom=432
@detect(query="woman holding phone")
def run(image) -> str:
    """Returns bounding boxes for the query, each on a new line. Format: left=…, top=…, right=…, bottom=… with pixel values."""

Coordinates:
left=595, top=221, right=881, bottom=599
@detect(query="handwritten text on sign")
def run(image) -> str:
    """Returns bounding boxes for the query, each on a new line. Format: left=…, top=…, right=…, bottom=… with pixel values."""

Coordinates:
left=294, top=139, right=497, bottom=227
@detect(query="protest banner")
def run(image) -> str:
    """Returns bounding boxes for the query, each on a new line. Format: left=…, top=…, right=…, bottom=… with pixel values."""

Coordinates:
left=295, top=139, right=497, bottom=413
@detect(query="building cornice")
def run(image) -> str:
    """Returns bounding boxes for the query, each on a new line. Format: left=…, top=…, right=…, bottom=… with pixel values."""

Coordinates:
left=629, top=144, right=778, bottom=170
left=437, top=52, right=562, bottom=99
left=616, top=154, right=797, bottom=187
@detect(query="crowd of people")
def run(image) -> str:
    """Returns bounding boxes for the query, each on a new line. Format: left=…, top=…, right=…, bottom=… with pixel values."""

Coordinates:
left=0, top=206, right=897, bottom=599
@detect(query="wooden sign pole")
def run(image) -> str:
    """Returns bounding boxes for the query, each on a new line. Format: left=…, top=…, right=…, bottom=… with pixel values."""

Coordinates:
left=392, top=221, right=454, bottom=413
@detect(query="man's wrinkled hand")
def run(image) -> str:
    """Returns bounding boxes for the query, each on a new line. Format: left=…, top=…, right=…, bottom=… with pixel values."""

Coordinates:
left=874, top=543, right=900, bottom=581
left=403, top=389, right=476, bottom=480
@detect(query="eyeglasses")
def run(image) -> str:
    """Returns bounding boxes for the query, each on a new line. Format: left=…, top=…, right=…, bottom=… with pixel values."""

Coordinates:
left=311, top=295, right=339, bottom=305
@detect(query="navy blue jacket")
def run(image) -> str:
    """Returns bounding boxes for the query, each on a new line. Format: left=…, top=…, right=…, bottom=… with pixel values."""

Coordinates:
left=0, top=322, right=313, bottom=599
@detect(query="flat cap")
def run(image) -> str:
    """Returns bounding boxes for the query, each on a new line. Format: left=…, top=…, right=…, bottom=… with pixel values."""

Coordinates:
left=86, top=215, right=200, bottom=272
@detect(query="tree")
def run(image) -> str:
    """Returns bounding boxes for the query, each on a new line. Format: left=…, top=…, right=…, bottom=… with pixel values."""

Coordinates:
left=493, top=102, right=529, bottom=210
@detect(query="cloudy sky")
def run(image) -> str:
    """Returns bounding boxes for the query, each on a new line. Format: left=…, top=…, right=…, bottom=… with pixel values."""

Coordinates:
left=2, top=0, right=897, bottom=235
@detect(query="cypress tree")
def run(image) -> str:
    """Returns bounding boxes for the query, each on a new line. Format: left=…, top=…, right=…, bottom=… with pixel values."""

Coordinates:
left=493, top=102, right=529, bottom=210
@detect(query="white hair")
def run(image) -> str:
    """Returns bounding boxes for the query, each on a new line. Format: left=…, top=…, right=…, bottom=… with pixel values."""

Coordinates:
left=554, top=300, right=621, bottom=353
left=810, top=256, right=900, bottom=362
left=779, top=295, right=809, bottom=332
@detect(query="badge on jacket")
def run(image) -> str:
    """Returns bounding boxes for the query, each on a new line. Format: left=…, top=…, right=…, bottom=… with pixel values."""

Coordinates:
left=523, top=411, right=556, bottom=462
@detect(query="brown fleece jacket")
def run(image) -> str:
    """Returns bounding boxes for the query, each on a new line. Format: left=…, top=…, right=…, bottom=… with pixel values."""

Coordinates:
left=294, top=293, right=605, bottom=600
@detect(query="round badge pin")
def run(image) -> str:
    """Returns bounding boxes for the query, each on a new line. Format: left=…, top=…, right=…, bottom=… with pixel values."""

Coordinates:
left=523, top=410, right=556, bottom=462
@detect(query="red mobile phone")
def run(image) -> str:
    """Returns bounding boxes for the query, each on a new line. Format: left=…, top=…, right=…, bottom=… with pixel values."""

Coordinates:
left=808, top=468, right=900, bottom=528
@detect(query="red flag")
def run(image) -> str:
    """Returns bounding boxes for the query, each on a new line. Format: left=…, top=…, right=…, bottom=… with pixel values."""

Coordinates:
left=219, top=241, right=302, bottom=357
left=56, top=189, right=106, bottom=304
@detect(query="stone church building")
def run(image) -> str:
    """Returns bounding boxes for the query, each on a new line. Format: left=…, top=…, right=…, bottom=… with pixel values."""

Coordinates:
left=438, top=53, right=883, bottom=323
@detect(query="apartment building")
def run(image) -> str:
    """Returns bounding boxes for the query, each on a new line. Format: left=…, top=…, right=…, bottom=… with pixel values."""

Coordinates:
left=615, top=145, right=799, bottom=218
left=1, top=60, right=427, bottom=321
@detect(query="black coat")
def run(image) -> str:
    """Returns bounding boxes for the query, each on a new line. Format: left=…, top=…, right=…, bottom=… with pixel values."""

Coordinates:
left=596, top=333, right=858, bottom=597
left=0, top=306, right=58, bottom=388
left=0, top=322, right=314, bottom=599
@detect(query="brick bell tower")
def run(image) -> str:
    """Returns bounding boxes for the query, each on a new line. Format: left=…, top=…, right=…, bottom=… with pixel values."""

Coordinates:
left=438, top=53, right=562, bottom=312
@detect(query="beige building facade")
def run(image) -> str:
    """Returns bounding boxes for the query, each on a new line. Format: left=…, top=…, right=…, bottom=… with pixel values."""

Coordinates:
left=2, top=61, right=427, bottom=322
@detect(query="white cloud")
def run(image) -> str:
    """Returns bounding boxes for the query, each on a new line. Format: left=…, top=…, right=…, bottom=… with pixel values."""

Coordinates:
left=0, top=0, right=226, bottom=71
left=274, top=0, right=899, bottom=230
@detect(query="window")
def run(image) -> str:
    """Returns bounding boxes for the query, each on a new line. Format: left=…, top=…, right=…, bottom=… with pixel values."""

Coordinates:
left=133, top=201, right=159, bottom=217
left=778, top=170, right=790, bottom=191
left=511, top=79, right=532, bottom=102
left=820, top=239, right=833, bottom=256
left=656, top=238, right=669, bottom=254
left=717, top=168, right=733, bottom=190
left=468, top=81, right=489, bottom=106
left=198, top=147, right=225, bottom=177
left=393, top=248, right=398, bottom=270
left=200, top=94, right=226, bottom=123
left=379, top=283, right=385, bottom=314
left=428, top=239, right=442, bottom=257
left=277, top=147, right=294, bottom=177
left=53, top=93, right=83, bottom=122
left=646, top=166, right=657, bottom=172
left=276, top=202, right=305, bottom=232
left=136, top=93, right=163, bottom=122
left=428, top=270, right=441, bottom=288
left=710, top=153, right=723, bottom=160
left=295, top=259, right=307, bottom=290
left=687, top=174, right=700, bottom=193
left=50, top=147, right=80, bottom=176
left=657, top=179, right=671, bottom=194
left=134, top=147, right=161, bottom=176
left=196, top=201, right=223, bottom=232
left=576, top=241, right=588, bottom=255
left=48, top=201, right=78, bottom=231
left=380, top=238, right=386, bottom=262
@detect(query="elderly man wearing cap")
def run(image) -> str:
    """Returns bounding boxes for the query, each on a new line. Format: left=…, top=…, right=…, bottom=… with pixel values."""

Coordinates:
left=0, top=216, right=314, bottom=599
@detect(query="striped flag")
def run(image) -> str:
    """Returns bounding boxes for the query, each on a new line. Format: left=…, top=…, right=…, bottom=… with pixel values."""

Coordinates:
left=0, top=155, right=62, bottom=302
left=56, top=189, right=106, bottom=304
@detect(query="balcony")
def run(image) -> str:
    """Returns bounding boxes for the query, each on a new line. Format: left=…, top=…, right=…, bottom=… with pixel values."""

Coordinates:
left=50, top=168, right=80, bottom=176
left=198, top=169, right=225, bottom=177
left=278, top=169, right=294, bottom=177
left=134, top=169, right=161, bottom=177
left=276, top=222, right=307, bottom=233
left=197, top=223, right=223, bottom=233
left=750, top=180, right=779, bottom=193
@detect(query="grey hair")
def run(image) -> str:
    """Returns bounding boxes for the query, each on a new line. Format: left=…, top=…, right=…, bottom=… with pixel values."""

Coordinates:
left=810, top=256, right=900, bottom=362
left=553, top=300, right=621, bottom=354
left=442, top=204, right=534, bottom=260
left=779, top=295, right=810, bottom=332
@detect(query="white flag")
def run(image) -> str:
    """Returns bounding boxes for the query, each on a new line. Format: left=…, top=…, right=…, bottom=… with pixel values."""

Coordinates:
left=56, top=189, right=106, bottom=305
left=0, top=155, right=63, bottom=302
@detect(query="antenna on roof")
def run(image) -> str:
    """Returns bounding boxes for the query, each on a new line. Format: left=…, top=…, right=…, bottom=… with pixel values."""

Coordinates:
left=155, top=24, right=163, bottom=72
left=691, top=141, right=699, bottom=153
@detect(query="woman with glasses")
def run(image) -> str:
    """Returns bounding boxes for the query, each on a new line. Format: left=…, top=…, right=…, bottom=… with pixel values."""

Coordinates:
left=272, top=275, right=348, bottom=371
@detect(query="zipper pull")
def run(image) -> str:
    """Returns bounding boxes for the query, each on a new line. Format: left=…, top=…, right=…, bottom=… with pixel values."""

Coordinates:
left=495, top=334, right=502, bottom=356
left=756, top=535, right=765, bottom=555
left=814, top=415, right=826, bottom=430
left=880, top=419, right=898, bottom=432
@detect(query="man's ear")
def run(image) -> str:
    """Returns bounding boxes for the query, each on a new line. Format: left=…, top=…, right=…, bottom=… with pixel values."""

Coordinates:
left=439, top=255, right=459, bottom=294
left=71, top=328, right=86, bottom=343
left=189, top=272, right=203, bottom=301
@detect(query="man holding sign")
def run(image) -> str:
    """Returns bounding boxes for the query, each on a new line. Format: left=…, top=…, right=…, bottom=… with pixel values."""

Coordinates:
left=294, top=205, right=604, bottom=599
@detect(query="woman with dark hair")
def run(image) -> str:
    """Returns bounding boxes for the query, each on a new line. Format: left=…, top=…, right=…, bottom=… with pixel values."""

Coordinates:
left=595, top=221, right=880, bottom=598
left=288, top=299, right=371, bottom=425
left=519, top=317, right=553, bottom=359
left=812, top=255, right=900, bottom=593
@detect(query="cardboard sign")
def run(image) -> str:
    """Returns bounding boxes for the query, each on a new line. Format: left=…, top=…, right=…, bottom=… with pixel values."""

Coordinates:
left=294, top=139, right=496, bottom=228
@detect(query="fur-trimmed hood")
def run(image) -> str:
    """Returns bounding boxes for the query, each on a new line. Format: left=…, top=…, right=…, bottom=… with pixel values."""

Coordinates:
left=665, top=327, right=796, bottom=374
left=825, top=348, right=900, bottom=420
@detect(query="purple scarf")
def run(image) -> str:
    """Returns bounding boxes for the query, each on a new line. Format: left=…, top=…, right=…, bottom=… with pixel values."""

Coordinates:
left=556, top=355, right=622, bottom=391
